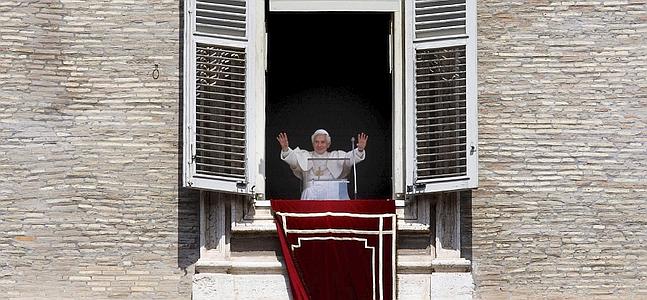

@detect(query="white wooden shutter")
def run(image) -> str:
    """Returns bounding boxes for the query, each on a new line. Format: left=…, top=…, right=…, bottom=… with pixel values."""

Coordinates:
left=183, top=0, right=265, bottom=195
left=404, top=0, right=477, bottom=194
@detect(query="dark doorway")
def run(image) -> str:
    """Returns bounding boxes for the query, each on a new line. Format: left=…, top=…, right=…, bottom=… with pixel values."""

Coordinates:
left=265, top=12, right=392, bottom=200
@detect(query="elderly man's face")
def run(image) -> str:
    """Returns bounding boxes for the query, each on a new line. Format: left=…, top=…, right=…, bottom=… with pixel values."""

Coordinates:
left=313, top=134, right=329, bottom=154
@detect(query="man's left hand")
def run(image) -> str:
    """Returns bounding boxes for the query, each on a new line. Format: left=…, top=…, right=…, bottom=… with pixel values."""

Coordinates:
left=357, top=132, right=368, bottom=151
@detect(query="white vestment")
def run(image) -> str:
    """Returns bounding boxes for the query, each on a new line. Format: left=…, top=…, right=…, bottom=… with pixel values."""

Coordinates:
left=281, top=147, right=365, bottom=200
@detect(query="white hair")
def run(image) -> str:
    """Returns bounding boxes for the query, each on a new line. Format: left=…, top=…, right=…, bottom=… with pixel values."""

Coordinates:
left=311, top=129, right=331, bottom=145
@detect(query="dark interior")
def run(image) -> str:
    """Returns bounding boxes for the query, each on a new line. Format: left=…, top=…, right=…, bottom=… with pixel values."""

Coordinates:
left=265, top=12, right=392, bottom=199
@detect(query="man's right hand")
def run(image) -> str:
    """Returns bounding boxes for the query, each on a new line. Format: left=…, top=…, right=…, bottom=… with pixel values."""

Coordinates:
left=277, top=132, right=289, bottom=151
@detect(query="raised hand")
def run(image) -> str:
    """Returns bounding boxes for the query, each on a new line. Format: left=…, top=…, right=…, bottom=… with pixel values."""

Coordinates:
left=356, top=132, right=368, bottom=151
left=276, top=132, right=289, bottom=151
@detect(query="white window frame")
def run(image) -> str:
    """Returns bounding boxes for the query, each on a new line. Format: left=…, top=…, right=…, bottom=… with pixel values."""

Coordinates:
left=183, top=0, right=478, bottom=204
left=263, top=1, right=405, bottom=205
left=270, top=0, right=399, bottom=12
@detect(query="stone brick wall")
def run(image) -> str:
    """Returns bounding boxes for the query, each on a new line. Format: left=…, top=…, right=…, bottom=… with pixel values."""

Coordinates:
left=474, top=1, right=647, bottom=298
left=0, top=0, right=200, bottom=298
left=1, top=0, right=646, bottom=299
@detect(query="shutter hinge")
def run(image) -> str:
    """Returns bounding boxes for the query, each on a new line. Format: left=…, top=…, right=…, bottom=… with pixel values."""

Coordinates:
left=190, top=143, right=196, bottom=164
left=236, top=181, right=247, bottom=190
left=264, top=32, right=268, bottom=72
left=407, top=183, right=426, bottom=193
left=189, top=125, right=196, bottom=164
left=470, top=145, right=476, bottom=155
left=242, top=185, right=264, bottom=202
left=389, top=17, right=393, bottom=74
left=249, top=185, right=264, bottom=201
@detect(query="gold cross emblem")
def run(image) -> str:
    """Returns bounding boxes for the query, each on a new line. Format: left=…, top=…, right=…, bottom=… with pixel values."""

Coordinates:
left=314, top=166, right=324, bottom=177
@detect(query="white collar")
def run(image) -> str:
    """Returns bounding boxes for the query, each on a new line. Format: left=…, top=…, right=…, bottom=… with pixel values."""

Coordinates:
left=312, top=151, right=329, bottom=157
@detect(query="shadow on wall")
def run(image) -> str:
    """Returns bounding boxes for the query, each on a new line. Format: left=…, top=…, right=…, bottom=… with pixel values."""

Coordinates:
left=460, top=190, right=473, bottom=262
left=178, top=1, right=201, bottom=273
left=177, top=189, right=201, bottom=272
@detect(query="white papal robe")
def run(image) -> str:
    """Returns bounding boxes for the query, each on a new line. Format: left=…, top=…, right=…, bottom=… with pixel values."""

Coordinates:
left=280, top=147, right=365, bottom=200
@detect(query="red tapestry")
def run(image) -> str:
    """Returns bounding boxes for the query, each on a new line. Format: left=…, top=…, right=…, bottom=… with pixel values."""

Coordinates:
left=271, top=200, right=396, bottom=300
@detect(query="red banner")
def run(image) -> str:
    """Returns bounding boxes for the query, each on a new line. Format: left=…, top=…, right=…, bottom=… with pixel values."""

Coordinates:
left=271, top=200, right=396, bottom=300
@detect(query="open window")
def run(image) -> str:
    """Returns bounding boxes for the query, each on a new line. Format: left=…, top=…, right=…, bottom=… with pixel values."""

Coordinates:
left=183, top=0, right=265, bottom=196
left=182, top=0, right=478, bottom=201
left=264, top=12, right=393, bottom=200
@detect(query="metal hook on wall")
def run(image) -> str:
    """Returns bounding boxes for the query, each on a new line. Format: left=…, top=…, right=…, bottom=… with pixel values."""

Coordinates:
left=152, top=64, right=159, bottom=79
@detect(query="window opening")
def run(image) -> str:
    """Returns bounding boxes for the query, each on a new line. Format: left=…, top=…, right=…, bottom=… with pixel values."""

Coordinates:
left=265, top=12, right=393, bottom=200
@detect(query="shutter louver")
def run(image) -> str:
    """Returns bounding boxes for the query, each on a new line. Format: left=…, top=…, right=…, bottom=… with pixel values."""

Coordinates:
left=195, top=44, right=246, bottom=179
left=196, top=0, right=247, bottom=38
left=415, top=45, right=466, bottom=180
left=415, top=0, right=466, bottom=40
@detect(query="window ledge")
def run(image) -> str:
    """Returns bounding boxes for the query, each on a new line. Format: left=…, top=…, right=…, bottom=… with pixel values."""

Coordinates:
left=431, top=258, right=471, bottom=272
left=231, top=221, right=430, bottom=233
left=397, top=221, right=430, bottom=232
left=196, top=255, right=470, bottom=274
left=231, top=221, right=276, bottom=233
left=195, top=256, right=285, bottom=274
left=397, top=255, right=471, bottom=273
left=231, top=219, right=431, bottom=233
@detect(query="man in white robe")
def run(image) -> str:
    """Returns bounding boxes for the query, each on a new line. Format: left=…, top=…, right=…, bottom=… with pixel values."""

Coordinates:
left=277, top=129, right=368, bottom=200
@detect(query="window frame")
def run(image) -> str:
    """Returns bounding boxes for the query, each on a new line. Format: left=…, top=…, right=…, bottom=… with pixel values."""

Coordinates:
left=182, top=0, right=478, bottom=204
left=269, top=0, right=400, bottom=12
